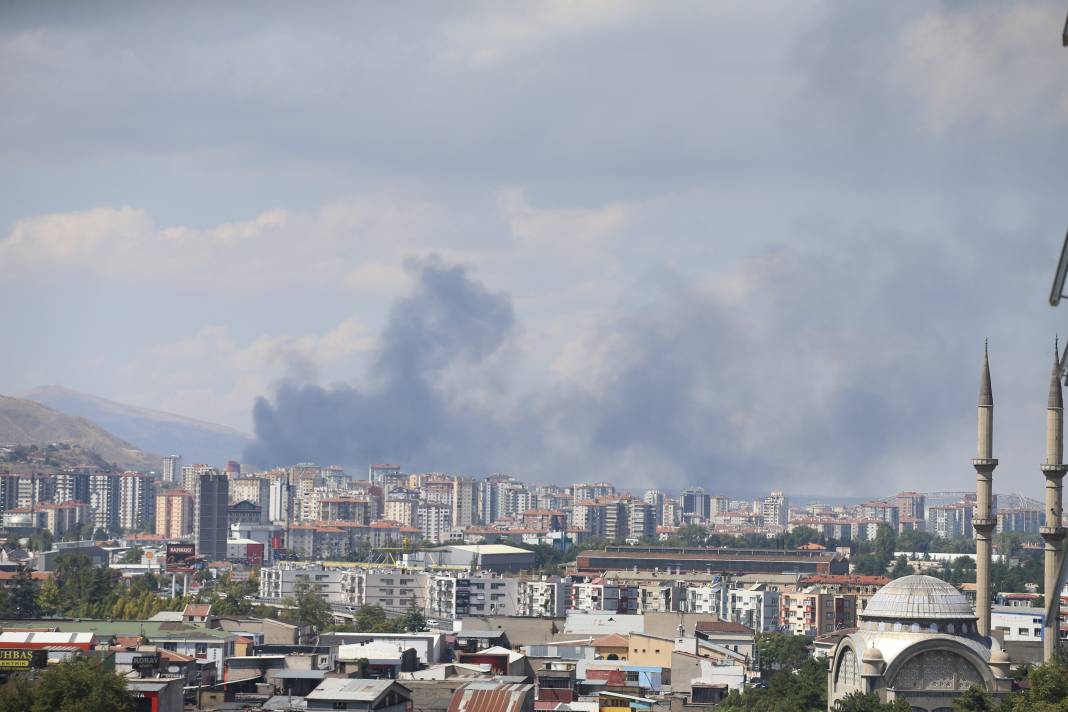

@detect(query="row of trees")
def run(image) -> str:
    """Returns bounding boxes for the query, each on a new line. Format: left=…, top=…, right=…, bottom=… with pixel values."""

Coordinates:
left=0, top=555, right=191, bottom=621
left=0, top=657, right=134, bottom=712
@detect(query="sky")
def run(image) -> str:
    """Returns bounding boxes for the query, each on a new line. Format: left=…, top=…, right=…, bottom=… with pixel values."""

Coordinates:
left=2, top=1, right=1068, bottom=497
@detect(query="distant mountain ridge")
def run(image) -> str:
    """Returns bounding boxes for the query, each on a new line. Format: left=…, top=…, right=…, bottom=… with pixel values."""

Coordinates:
left=22, top=386, right=252, bottom=468
left=0, top=395, right=158, bottom=470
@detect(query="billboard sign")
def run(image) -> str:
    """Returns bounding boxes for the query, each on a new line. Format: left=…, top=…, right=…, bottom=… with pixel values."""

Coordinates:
left=165, top=543, right=196, bottom=573
left=0, top=649, right=46, bottom=670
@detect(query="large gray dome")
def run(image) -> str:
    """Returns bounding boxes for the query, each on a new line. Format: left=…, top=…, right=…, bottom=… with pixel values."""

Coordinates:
left=860, top=575, right=975, bottom=621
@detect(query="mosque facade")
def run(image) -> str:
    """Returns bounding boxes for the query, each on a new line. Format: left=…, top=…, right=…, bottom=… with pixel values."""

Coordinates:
left=827, top=345, right=1065, bottom=710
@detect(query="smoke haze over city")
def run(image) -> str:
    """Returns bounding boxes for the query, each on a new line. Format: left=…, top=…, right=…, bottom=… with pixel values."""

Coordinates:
left=3, top=2, right=1068, bottom=495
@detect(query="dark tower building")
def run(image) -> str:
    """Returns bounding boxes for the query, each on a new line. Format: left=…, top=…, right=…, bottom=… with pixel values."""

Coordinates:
left=196, top=473, right=230, bottom=563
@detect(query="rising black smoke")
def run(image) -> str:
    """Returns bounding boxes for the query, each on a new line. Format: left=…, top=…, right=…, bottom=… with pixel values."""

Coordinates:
left=248, top=224, right=1057, bottom=495
left=245, top=259, right=515, bottom=469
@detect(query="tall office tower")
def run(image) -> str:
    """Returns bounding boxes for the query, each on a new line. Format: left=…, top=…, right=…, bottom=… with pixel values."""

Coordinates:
left=761, top=491, right=789, bottom=528
left=452, top=476, right=479, bottom=528
left=89, top=473, right=120, bottom=531
left=643, top=490, right=665, bottom=526
left=162, top=455, right=182, bottom=484
left=54, top=469, right=91, bottom=505
left=681, top=487, right=711, bottom=520
left=118, top=473, right=156, bottom=531
left=1040, top=343, right=1066, bottom=662
left=369, top=464, right=401, bottom=486
left=182, top=464, right=216, bottom=494
left=971, top=343, right=997, bottom=638
left=196, top=473, right=229, bottom=562
left=155, top=490, right=194, bottom=538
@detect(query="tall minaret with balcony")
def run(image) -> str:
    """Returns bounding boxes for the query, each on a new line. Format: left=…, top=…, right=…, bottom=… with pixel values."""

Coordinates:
left=972, top=342, right=997, bottom=638
left=1041, top=341, right=1067, bottom=662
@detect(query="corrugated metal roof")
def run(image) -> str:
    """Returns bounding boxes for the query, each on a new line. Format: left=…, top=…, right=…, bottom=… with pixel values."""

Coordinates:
left=447, top=682, right=534, bottom=712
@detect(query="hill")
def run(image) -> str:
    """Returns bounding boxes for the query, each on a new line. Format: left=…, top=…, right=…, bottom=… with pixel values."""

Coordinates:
left=21, top=386, right=252, bottom=467
left=0, top=395, right=158, bottom=471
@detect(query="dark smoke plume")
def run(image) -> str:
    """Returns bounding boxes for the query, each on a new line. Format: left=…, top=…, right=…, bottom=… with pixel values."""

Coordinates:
left=245, top=259, right=514, bottom=469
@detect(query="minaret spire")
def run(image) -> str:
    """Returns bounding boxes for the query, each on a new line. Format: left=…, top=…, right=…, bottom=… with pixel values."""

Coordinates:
left=1041, top=339, right=1067, bottom=662
left=973, top=341, right=997, bottom=638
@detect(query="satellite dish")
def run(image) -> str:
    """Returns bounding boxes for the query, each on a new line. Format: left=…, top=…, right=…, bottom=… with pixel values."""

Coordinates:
left=1050, top=229, right=1068, bottom=306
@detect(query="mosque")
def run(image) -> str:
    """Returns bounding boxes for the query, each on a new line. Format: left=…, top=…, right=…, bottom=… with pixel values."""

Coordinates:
left=827, top=345, right=1065, bottom=710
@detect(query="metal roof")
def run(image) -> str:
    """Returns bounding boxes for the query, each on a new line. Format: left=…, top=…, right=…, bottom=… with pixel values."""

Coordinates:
left=306, top=678, right=407, bottom=703
left=447, top=682, right=533, bottom=712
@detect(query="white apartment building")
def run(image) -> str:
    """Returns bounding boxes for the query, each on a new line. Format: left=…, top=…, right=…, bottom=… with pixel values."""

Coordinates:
left=685, top=582, right=729, bottom=616
left=517, top=577, right=570, bottom=618
left=991, top=606, right=1044, bottom=643
left=259, top=563, right=345, bottom=603
left=417, top=502, right=452, bottom=544
left=761, top=491, right=789, bottom=529
left=384, top=498, right=417, bottom=527
left=728, top=585, right=780, bottom=633
left=570, top=580, right=637, bottom=614
left=339, top=569, right=427, bottom=613
left=427, top=573, right=519, bottom=620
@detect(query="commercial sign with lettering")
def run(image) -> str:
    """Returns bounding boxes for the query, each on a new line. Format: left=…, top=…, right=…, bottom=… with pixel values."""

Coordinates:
left=0, top=649, right=46, bottom=669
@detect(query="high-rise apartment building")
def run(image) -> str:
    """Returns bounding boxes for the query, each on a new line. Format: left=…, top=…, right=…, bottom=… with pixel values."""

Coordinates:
left=643, top=490, right=665, bottom=526
left=155, top=490, right=194, bottom=539
left=182, top=464, right=216, bottom=494
left=417, top=502, right=452, bottom=544
left=452, top=476, right=478, bottom=529
left=761, top=491, right=789, bottom=528
left=54, top=469, right=90, bottom=505
left=117, top=473, right=155, bottom=531
left=162, top=455, right=182, bottom=484
left=368, top=464, right=401, bottom=486
left=89, top=473, right=119, bottom=531
left=896, top=492, right=926, bottom=521
left=196, top=473, right=229, bottom=562
left=229, top=477, right=271, bottom=520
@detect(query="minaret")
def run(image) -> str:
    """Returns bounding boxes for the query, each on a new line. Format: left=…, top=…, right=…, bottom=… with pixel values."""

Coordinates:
left=972, top=342, right=997, bottom=638
left=1041, top=340, right=1067, bottom=662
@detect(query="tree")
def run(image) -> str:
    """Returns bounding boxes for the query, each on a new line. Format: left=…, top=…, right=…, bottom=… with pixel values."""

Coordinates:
left=119, top=547, right=143, bottom=564
left=27, top=656, right=134, bottom=712
left=889, top=554, right=913, bottom=579
left=0, top=674, right=34, bottom=712
left=755, top=633, right=811, bottom=675
left=952, top=685, right=996, bottom=712
left=400, top=606, right=427, bottom=632
left=1007, top=659, right=1068, bottom=711
left=10, top=567, right=39, bottom=619
left=282, top=578, right=331, bottom=630
left=719, top=657, right=827, bottom=711
left=832, top=693, right=911, bottom=712
left=676, top=525, right=710, bottom=547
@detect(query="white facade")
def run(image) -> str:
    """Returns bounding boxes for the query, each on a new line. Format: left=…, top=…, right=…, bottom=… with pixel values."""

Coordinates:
left=686, top=582, right=729, bottom=616
left=417, top=502, right=452, bottom=544
left=991, top=606, right=1044, bottom=642
left=728, top=585, right=781, bottom=633
left=518, top=577, right=570, bottom=618
left=259, top=563, right=345, bottom=603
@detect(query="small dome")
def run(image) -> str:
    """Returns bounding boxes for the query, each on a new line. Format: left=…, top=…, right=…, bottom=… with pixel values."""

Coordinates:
left=862, top=647, right=884, bottom=662
left=860, top=575, right=975, bottom=621
left=990, top=649, right=1010, bottom=664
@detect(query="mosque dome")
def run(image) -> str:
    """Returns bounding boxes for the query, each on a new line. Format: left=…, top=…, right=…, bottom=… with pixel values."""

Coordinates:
left=860, top=575, right=975, bottom=622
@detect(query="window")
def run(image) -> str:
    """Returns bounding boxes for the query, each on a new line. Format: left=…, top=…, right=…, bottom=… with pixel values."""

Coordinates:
left=195, top=643, right=208, bottom=658
left=1019, top=628, right=1029, bottom=636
